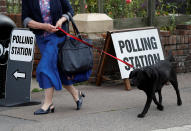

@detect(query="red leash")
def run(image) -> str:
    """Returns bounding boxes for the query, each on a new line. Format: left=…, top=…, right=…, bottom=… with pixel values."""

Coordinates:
left=57, top=27, right=133, bottom=68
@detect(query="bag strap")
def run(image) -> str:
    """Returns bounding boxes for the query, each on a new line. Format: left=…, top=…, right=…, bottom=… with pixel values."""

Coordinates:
left=57, top=27, right=133, bottom=68
left=67, top=12, right=82, bottom=39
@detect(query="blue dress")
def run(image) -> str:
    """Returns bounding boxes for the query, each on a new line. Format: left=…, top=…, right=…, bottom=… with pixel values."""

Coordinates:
left=36, top=34, right=73, bottom=90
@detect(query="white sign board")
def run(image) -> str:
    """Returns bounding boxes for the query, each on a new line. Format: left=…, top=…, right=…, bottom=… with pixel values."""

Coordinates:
left=9, top=29, right=35, bottom=62
left=111, top=28, right=164, bottom=79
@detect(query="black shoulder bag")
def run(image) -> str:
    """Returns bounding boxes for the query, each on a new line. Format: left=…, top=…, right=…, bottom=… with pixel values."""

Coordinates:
left=57, top=13, right=93, bottom=77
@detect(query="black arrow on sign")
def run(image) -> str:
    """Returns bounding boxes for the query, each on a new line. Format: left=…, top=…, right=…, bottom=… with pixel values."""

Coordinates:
left=13, top=70, right=26, bottom=80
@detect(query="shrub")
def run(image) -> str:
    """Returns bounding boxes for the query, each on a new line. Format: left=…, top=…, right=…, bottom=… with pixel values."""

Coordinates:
left=70, top=0, right=190, bottom=19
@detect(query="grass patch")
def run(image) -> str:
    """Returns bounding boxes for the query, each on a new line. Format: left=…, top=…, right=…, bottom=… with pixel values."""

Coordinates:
left=32, top=88, right=44, bottom=93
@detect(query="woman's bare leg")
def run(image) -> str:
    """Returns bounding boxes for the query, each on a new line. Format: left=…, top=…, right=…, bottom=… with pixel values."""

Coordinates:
left=41, top=87, right=54, bottom=110
left=63, top=85, right=79, bottom=101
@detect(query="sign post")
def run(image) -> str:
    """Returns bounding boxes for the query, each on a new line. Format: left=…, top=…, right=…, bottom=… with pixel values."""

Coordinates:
left=96, top=27, right=164, bottom=90
left=0, top=29, right=36, bottom=106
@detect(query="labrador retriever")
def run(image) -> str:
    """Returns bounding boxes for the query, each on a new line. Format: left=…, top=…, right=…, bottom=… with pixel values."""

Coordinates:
left=129, top=51, right=182, bottom=118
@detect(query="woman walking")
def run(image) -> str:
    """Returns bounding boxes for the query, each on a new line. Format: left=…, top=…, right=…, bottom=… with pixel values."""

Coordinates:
left=22, top=0, right=85, bottom=115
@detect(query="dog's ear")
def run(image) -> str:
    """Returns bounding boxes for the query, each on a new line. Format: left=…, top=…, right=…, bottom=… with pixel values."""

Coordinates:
left=129, top=69, right=139, bottom=79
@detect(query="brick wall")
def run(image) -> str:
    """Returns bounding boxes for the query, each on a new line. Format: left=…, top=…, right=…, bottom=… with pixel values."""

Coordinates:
left=5, top=14, right=22, bottom=27
left=160, top=25, right=191, bottom=73
left=0, top=0, right=7, bottom=14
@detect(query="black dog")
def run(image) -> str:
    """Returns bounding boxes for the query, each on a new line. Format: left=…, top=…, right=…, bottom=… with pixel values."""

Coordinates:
left=129, top=52, right=182, bottom=118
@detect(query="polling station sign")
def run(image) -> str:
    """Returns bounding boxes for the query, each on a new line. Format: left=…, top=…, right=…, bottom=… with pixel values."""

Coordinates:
left=9, top=29, right=35, bottom=62
left=2, top=29, right=35, bottom=106
left=111, top=28, right=164, bottom=79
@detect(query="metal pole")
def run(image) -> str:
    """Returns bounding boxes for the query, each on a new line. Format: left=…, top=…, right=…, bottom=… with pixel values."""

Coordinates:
left=147, top=0, right=155, bottom=26
left=80, top=0, right=85, bottom=13
left=98, top=0, right=104, bottom=13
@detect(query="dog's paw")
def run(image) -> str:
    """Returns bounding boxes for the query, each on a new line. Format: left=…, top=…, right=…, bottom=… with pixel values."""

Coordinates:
left=137, top=114, right=145, bottom=118
left=177, top=100, right=182, bottom=106
left=157, top=105, right=164, bottom=111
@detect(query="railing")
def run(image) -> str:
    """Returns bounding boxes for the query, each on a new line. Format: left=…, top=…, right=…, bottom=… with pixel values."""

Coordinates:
left=114, top=15, right=191, bottom=30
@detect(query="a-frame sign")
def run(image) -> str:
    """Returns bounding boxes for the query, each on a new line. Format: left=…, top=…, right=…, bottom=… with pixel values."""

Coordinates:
left=96, top=27, right=164, bottom=90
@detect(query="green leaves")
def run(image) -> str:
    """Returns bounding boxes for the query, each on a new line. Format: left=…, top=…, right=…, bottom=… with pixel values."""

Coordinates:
left=70, top=0, right=146, bottom=19
left=104, top=0, right=146, bottom=19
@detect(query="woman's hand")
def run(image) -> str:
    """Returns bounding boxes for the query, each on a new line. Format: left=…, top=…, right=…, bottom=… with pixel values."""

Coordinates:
left=55, top=17, right=67, bottom=29
left=27, top=20, right=58, bottom=33
left=43, top=23, right=58, bottom=33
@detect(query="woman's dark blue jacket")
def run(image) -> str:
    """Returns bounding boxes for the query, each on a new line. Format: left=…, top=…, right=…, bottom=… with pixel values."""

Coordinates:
left=22, top=0, right=74, bottom=36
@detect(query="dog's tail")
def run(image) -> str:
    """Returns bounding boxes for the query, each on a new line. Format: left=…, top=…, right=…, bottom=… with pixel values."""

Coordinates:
left=166, top=50, right=175, bottom=62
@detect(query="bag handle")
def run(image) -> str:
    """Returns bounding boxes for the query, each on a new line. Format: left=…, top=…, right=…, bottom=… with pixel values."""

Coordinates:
left=67, top=12, right=82, bottom=40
